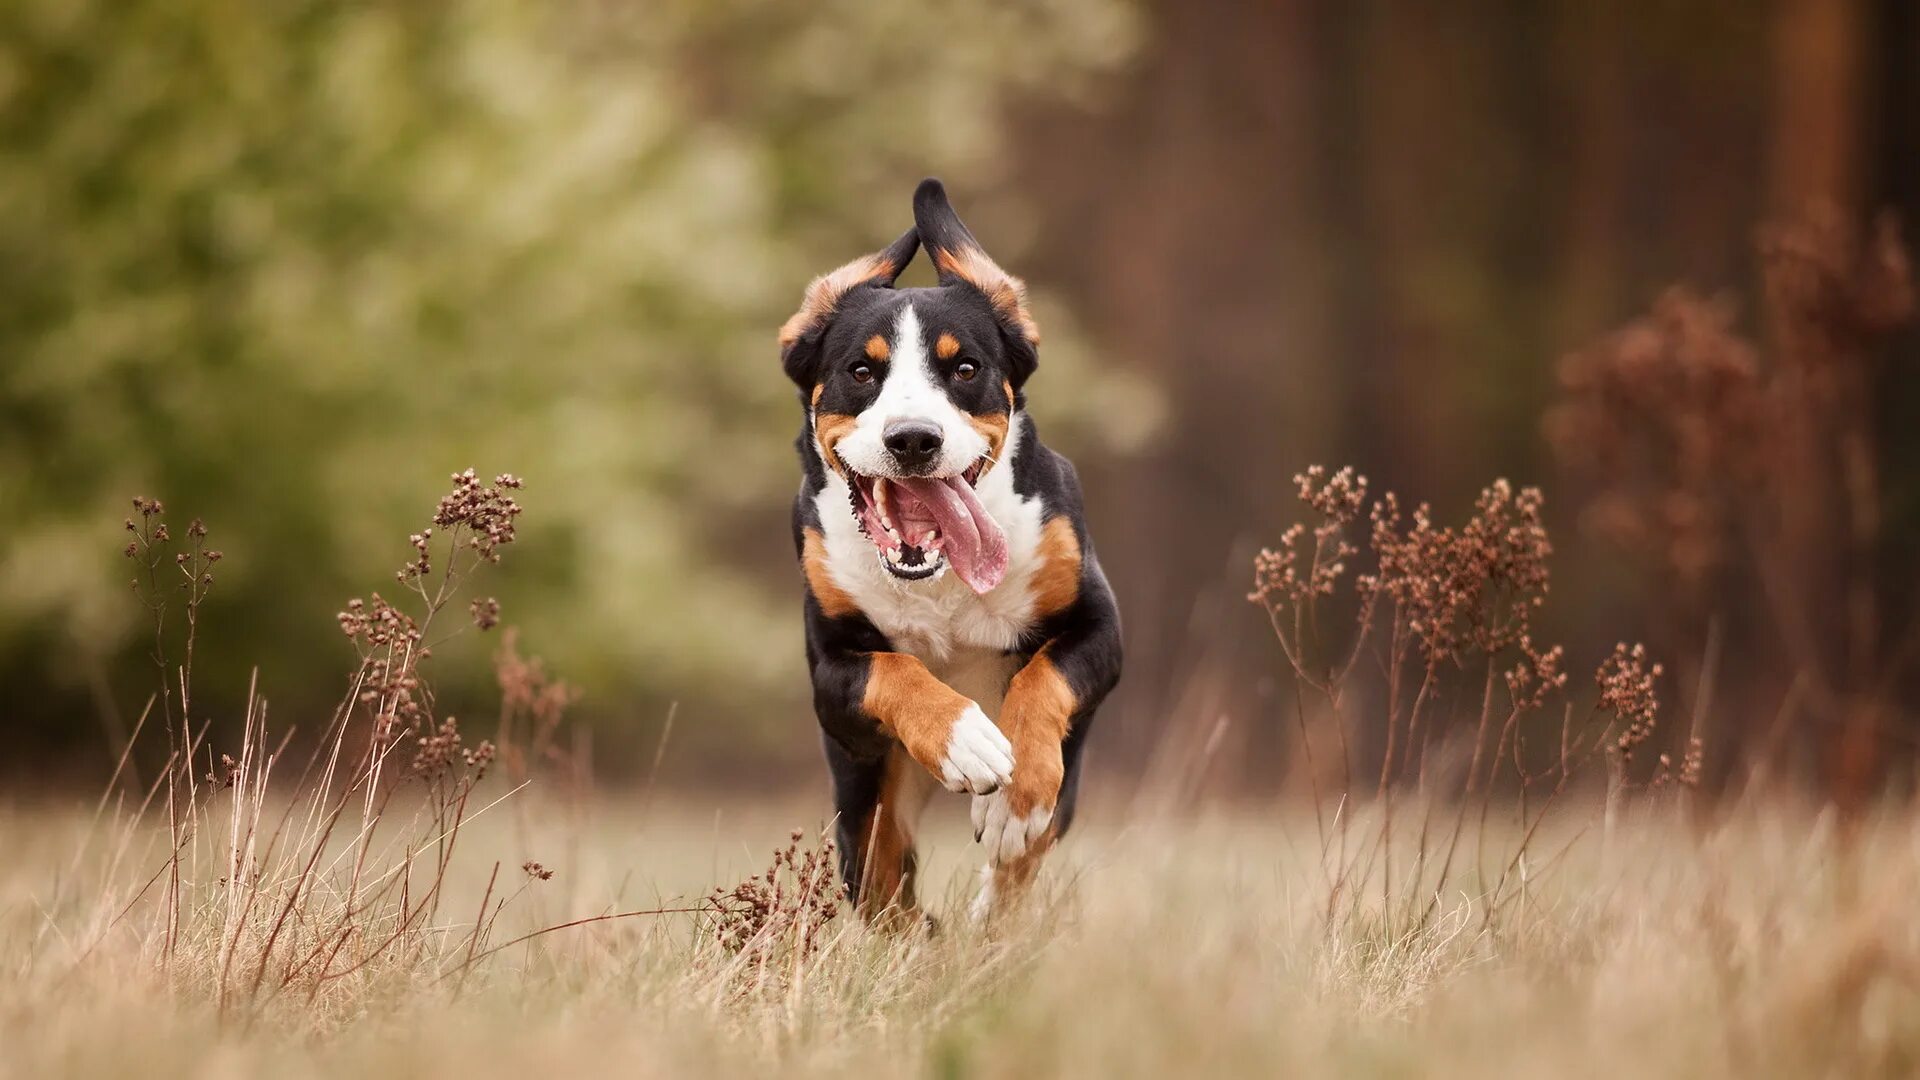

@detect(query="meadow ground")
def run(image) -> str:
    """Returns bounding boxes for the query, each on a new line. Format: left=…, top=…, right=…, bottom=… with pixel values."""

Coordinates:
left=5, top=783, right=1920, bottom=1079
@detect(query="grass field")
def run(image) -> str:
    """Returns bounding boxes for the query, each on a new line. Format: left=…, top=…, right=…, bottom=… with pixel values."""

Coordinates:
left=6, top=783, right=1919, bottom=1079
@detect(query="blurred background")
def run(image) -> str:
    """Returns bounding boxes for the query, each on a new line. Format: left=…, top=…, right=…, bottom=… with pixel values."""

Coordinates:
left=4, top=0, right=1917, bottom=796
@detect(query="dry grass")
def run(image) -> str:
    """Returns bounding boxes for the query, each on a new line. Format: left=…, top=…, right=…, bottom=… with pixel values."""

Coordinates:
left=7, top=793, right=1920, bottom=1078
left=18, top=436, right=1917, bottom=1078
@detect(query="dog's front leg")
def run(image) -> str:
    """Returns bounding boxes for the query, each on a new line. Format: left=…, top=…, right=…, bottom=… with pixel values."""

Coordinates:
left=854, top=651, right=1014, bottom=795
left=812, top=649, right=1008, bottom=919
left=971, top=614, right=1123, bottom=870
left=969, top=648, right=1074, bottom=867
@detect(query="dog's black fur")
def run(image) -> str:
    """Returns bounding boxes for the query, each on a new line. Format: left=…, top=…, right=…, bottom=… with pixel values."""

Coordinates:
left=782, top=180, right=1121, bottom=917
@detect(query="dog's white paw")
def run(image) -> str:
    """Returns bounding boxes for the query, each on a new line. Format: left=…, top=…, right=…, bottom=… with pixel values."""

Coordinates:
left=971, top=788, right=1054, bottom=865
left=938, top=703, right=1014, bottom=794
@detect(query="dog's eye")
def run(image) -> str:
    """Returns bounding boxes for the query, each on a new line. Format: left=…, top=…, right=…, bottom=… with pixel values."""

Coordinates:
left=953, top=361, right=978, bottom=382
left=849, top=363, right=874, bottom=384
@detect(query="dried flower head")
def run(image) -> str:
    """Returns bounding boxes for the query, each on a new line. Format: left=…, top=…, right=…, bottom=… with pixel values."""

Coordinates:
left=1248, top=468, right=1367, bottom=610
left=337, top=593, right=423, bottom=649
left=399, top=529, right=434, bottom=582
left=205, top=753, right=239, bottom=790
left=1504, top=636, right=1568, bottom=711
left=410, top=716, right=464, bottom=777
left=1597, top=642, right=1664, bottom=763
left=470, top=596, right=501, bottom=631
left=1249, top=525, right=1307, bottom=607
left=705, top=828, right=845, bottom=977
left=1368, top=479, right=1552, bottom=663
left=1678, top=736, right=1704, bottom=787
left=433, top=470, right=524, bottom=565
left=1296, top=465, right=1369, bottom=525
left=464, top=739, right=496, bottom=778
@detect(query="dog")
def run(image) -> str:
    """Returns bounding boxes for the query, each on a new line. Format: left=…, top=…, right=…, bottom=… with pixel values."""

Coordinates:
left=782, top=179, right=1122, bottom=922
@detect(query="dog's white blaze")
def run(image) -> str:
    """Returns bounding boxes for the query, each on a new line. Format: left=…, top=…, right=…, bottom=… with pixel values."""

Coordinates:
left=831, top=304, right=990, bottom=482
left=812, top=418, right=1047, bottom=665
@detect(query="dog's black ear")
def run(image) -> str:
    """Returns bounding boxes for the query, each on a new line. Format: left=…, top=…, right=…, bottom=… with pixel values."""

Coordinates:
left=913, top=178, right=1040, bottom=386
left=780, top=228, right=919, bottom=388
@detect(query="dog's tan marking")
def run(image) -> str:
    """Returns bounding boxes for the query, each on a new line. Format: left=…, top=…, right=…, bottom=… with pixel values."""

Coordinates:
left=856, top=745, right=931, bottom=923
left=810, top=383, right=824, bottom=409
left=813, top=412, right=857, bottom=478
left=981, top=819, right=1059, bottom=918
left=1000, top=651, right=1077, bottom=761
left=967, top=409, right=1010, bottom=476
left=971, top=650, right=1077, bottom=919
left=801, top=526, right=858, bottom=619
left=1028, top=517, right=1082, bottom=617
left=863, top=652, right=974, bottom=781
left=935, top=332, right=961, bottom=360
left=962, top=380, right=1014, bottom=479
left=933, top=247, right=1040, bottom=345
left=865, top=334, right=891, bottom=361
left=989, top=649, right=1076, bottom=842
left=780, top=250, right=908, bottom=349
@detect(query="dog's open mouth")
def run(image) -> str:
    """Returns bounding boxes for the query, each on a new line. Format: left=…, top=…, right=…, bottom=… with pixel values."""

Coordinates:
left=846, top=459, right=1008, bottom=593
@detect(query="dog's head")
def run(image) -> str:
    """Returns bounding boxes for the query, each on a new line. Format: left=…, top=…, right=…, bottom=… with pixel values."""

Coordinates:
left=781, top=179, right=1040, bottom=594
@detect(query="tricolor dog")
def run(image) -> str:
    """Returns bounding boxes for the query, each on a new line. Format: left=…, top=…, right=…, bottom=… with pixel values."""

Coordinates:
left=782, top=180, right=1122, bottom=922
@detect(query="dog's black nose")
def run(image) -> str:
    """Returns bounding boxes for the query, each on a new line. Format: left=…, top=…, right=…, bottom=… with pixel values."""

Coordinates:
left=883, top=420, right=944, bottom=470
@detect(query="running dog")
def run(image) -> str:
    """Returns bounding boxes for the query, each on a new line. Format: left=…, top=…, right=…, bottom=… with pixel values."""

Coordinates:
left=782, top=179, right=1122, bottom=921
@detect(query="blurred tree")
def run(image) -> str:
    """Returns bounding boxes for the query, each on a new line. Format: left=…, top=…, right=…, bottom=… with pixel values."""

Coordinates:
left=1010, top=0, right=1917, bottom=791
left=0, top=0, right=1145, bottom=769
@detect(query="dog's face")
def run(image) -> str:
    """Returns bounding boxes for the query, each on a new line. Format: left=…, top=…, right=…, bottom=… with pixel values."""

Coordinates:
left=781, top=180, right=1039, bottom=594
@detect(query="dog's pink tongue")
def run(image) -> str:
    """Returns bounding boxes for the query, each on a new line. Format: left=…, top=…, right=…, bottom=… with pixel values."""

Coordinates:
left=894, top=476, right=1009, bottom=593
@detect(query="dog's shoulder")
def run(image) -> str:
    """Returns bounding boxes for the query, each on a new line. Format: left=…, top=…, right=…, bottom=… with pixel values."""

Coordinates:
left=1008, top=415, right=1086, bottom=524
left=1006, top=415, right=1116, bottom=631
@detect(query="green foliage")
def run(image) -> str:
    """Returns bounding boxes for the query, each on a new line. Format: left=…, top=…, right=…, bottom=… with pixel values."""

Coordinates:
left=0, top=0, right=1143, bottom=750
